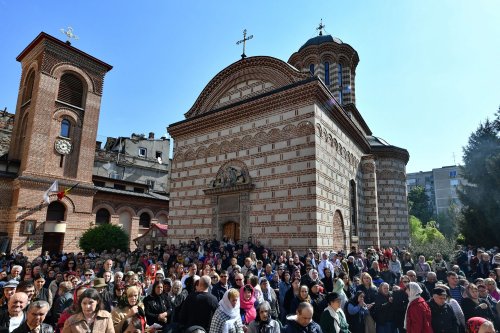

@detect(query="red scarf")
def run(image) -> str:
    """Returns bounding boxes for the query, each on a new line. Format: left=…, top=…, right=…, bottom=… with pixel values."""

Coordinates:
left=239, top=285, right=256, bottom=324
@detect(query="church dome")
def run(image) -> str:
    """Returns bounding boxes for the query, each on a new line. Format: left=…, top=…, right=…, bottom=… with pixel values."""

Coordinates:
left=299, top=34, right=343, bottom=51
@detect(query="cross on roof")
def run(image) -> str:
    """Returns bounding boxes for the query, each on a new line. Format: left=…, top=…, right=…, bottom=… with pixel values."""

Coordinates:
left=317, top=19, right=325, bottom=36
left=60, top=27, right=79, bottom=44
left=236, top=29, right=253, bottom=59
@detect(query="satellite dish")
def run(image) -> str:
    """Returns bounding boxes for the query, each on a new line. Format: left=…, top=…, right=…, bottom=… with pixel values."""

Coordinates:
left=157, top=157, right=163, bottom=164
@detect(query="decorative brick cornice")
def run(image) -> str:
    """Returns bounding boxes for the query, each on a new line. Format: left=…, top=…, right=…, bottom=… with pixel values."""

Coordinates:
left=371, top=146, right=410, bottom=164
left=185, top=56, right=309, bottom=118
left=288, top=42, right=359, bottom=71
left=203, top=183, right=255, bottom=196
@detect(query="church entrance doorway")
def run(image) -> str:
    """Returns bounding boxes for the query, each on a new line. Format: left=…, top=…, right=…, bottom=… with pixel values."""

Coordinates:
left=223, top=222, right=240, bottom=242
left=42, top=232, right=64, bottom=255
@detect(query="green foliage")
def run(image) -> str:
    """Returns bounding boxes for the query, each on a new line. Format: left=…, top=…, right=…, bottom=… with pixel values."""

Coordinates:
left=79, top=223, right=129, bottom=253
left=409, top=215, right=455, bottom=261
left=457, top=109, right=500, bottom=247
left=436, top=202, right=462, bottom=238
left=407, top=186, right=433, bottom=223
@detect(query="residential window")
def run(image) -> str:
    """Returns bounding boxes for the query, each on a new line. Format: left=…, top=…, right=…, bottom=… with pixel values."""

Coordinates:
left=138, top=147, right=147, bottom=157
left=449, top=170, right=457, bottom=178
left=155, top=151, right=162, bottom=158
left=450, top=179, right=459, bottom=186
left=324, top=62, right=330, bottom=85
left=60, top=119, right=71, bottom=138
left=113, top=184, right=125, bottom=190
left=146, top=179, right=155, bottom=189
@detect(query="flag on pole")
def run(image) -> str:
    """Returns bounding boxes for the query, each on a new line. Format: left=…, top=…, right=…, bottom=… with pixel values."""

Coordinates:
left=57, top=183, right=79, bottom=201
left=43, top=181, right=59, bottom=204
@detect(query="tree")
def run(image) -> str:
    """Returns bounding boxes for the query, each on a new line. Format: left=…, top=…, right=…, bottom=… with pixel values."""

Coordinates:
left=436, top=201, right=462, bottom=238
left=79, top=223, right=129, bottom=253
left=457, top=110, right=500, bottom=247
left=409, top=215, right=455, bottom=261
left=408, top=186, right=433, bottom=224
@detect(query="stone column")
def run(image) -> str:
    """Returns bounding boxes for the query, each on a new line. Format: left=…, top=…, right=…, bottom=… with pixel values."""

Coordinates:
left=360, top=155, right=380, bottom=248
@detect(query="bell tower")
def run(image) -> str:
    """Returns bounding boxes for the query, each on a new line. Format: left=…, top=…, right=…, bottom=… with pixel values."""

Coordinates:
left=9, top=32, right=112, bottom=183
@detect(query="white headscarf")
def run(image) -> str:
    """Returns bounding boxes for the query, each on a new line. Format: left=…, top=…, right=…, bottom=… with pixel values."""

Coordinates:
left=219, top=289, right=240, bottom=333
left=404, top=282, right=423, bottom=329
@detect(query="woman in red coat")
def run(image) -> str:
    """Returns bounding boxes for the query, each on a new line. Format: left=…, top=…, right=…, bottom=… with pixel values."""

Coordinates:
left=404, top=282, right=433, bottom=333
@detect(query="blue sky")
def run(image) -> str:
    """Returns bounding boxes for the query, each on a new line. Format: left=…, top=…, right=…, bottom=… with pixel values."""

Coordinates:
left=0, top=1, right=498, bottom=173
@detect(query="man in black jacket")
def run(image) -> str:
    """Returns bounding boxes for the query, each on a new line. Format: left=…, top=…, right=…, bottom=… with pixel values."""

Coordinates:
left=211, top=270, right=230, bottom=301
left=179, top=275, right=218, bottom=332
left=12, top=300, right=53, bottom=333
left=428, top=287, right=460, bottom=333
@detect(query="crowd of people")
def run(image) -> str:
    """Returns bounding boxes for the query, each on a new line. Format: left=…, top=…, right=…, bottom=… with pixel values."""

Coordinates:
left=0, top=237, right=498, bottom=333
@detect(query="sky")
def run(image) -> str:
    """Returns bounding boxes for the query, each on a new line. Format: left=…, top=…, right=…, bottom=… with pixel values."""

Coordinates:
left=0, top=1, right=498, bottom=173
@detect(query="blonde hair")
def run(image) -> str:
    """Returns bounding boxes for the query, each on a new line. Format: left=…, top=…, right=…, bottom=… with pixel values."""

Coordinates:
left=360, top=272, right=374, bottom=287
left=228, top=288, right=239, bottom=300
left=126, top=286, right=139, bottom=297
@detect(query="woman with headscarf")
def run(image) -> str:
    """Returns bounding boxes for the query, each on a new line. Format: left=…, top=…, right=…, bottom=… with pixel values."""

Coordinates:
left=332, top=275, right=348, bottom=310
left=466, top=317, right=496, bottom=333
left=306, top=269, right=322, bottom=290
left=247, top=301, right=281, bottom=333
left=111, top=286, right=146, bottom=333
left=209, top=288, right=244, bottom=333
left=404, top=282, right=432, bottom=333
left=240, top=284, right=257, bottom=326
left=461, top=283, right=496, bottom=323
left=320, top=292, right=350, bottom=333
left=260, top=278, right=279, bottom=320
left=346, top=291, right=369, bottom=333
left=321, top=268, right=335, bottom=293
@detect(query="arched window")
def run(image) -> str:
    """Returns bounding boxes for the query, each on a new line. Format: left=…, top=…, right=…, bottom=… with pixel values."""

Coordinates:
left=324, top=62, right=330, bottom=85
left=22, top=70, right=36, bottom=105
left=95, top=208, right=110, bottom=224
left=350, top=180, right=357, bottom=235
left=57, top=73, right=84, bottom=108
left=60, top=119, right=71, bottom=138
left=46, top=201, right=66, bottom=221
left=309, top=64, right=315, bottom=76
left=338, top=63, right=343, bottom=104
left=139, top=212, right=151, bottom=228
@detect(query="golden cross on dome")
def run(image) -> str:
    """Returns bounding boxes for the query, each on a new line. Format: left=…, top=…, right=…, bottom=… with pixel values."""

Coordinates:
left=316, top=19, right=325, bottom=36
left=236, top=29, right=253, bottom=59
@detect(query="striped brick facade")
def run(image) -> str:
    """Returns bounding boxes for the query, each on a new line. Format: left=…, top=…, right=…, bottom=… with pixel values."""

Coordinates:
left=168, top=34, right=410, bottom=252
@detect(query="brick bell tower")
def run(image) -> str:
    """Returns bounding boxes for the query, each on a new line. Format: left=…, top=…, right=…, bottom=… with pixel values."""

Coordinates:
left=7, top=32, right=112, bottom=255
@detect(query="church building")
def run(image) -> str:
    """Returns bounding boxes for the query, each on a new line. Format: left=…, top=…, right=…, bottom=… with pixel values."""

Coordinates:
left=167, top=30, right=410, bottom=251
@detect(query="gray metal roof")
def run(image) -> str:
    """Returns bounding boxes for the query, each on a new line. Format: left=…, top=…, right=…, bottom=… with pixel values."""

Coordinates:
left=299, top=35, right=343, bottom=51
left=94, top=185, right=169, bottom=201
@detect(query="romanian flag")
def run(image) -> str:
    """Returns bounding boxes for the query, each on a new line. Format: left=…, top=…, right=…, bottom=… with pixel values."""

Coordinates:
left=57, top=183, right=79, bottom=200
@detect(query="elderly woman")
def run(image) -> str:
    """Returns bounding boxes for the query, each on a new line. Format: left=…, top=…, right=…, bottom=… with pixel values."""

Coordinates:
left=62, top=288, right=114, bottom=333
left=111, top=286, right=145, bottom=333
left=168, top=280, right=188, bottom=324
left=405, top=282, right=432, bottom=333
left=373, top=282, right=396, bottom=333
left=209, top=289, right=244, bottom=333
left=260, top=278, right=279, bottom=320
left=247, top=301, right=281, bottom=333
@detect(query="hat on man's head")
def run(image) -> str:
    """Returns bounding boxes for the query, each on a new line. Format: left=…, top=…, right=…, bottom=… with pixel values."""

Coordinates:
left=432, top=287, right=447, bottom=296
left=4, top=280, right=19, bottom=289
left=93, top=278, right=107, bottom=288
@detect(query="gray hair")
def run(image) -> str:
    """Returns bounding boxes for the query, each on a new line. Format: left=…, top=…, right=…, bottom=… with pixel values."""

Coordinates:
left=257, top=300, right=271, bottom=312
left=28, top=300, right=50, bottom=311
left=11, top=265, right=22, bottom=272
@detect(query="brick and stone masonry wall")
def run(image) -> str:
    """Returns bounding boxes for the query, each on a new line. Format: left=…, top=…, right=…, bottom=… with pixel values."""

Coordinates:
left=376, top=157, right=409, bottom=248
left=360, top=156, right=380, bottom=249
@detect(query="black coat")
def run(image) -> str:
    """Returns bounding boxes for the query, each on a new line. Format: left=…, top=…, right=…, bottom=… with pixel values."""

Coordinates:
left=283, top=319, right=323, bottom=333
left=373, top=292, right=395, bottom=324
left=211, top=281, right=229, bottom=302
left=178, top=291, right=218, bottom=331
left=12, top=322, right=54, bottom=333
left=143, top=293, right=173, bottom=326
left=428, top=299, right=459, bottom=333
left=0, top=308, right=26, bottom=333
left=461, top=298, right=496, bottom=322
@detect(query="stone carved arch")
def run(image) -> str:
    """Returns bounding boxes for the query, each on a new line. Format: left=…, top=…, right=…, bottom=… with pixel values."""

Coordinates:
left=333, top=210, right=346, bottom=251
left=185, top=56, right=309, bottom=118
left=207, top=143, right=220, bottom=157
left=241, top=135, right=253, bottom=149
left=316, top=124, right=323, bottom=137
left=116, top=205, right=137, bottom=217
left=231, top=137, right=242, bottom=150
left=282, top=124, right=296, bottom=136
left=297, top=121, right=314, bottom=135
left=92, top=203, right=116, bottom=215
left=53, top=108, right=83, bottom=127
left=268, top=128, right=281, bottom=140
left=196, top=146, right=207, bottom=159
left=184, top=149, right=196, bottom=161
left=210, top=159, right=251, bottom=189
left=253, top=131, right=268, bottom=144
left=220, top=141, right=232, bottom=154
